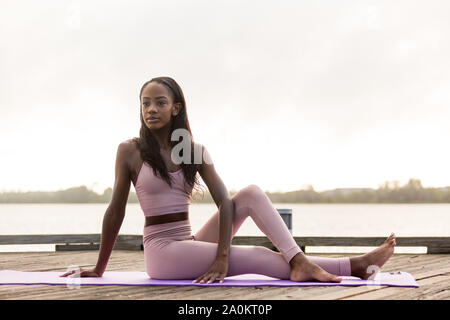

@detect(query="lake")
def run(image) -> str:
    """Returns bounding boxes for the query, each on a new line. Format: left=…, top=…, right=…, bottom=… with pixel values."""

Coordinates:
left=1, top=203, right=448, bottom=253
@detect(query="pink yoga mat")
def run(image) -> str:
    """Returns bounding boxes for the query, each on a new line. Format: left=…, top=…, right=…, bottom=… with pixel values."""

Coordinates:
left=0, top=270, right=418, bottom=287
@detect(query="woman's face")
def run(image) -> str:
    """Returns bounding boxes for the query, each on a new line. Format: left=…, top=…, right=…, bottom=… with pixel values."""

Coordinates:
left=141, top=82, right=180, bottom=130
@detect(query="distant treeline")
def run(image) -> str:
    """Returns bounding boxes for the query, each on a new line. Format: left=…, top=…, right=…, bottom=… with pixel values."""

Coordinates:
left=265, top=179, right=450, bottom=203
left=1, top=179, right=450, bottom=204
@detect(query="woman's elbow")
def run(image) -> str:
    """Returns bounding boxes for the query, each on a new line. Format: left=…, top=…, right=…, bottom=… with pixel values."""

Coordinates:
left=106, top=203, right=126, bottom=219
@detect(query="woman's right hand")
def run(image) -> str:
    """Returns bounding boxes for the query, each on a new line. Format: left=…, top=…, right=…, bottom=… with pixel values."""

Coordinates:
left=59, top=268, right=102, bottom=278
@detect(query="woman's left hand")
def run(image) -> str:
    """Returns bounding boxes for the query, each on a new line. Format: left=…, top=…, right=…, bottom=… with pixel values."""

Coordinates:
left=193, top=257, right=229, bottom=284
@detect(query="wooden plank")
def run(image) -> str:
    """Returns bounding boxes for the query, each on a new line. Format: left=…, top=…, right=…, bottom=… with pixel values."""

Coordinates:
left=2, top=235, right=449, bottom=253
left=371, top=266, right=450, bottom=300
left=312, top=265, right=450, bottom=300
left=369, top=275, right=450, bottom=300
left=234, top=236, right=450, bottom=253
left=0, top=234, right=141, bottom=246
left=427, top=245, right=450, bottom=254
left=152, top=287, right=246, bottom=300
left=55, top=243, right=142, bottom=251
left=378, top=255, right=447, bottom=276
left=346, top=274, right=450, bottom=300
left=0, top=281, right=176, bottom=300
left=0, top=234, right=102, bottom=244
left=55, top=244, right=99, bottom=251
left=233, top=236, right=446, bottom=246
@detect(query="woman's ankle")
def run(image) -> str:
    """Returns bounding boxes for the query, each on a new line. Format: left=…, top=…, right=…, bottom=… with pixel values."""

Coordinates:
left=289, top=252, right=307, bottom=267
left=349, top=255, right=364, bottom=276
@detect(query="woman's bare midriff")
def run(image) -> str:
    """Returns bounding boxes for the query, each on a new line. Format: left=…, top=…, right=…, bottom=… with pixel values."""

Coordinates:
left=144, top=212, right=189, bottom=227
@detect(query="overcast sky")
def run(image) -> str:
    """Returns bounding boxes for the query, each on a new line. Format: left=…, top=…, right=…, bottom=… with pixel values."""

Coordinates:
left=1, top=0, right=449, bottom=194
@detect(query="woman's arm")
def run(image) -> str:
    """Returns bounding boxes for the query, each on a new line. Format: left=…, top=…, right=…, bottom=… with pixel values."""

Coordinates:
left=194, top=144, right=234, bottom=283
left=93, top=141, right=132, bottom=276
left=60, top=141, right=133, bottom=278
left=199, top=144, right=234, bottom=258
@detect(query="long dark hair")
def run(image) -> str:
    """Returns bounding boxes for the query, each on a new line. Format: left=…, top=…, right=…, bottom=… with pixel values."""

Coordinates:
left=133, top=77, right=205, bottom=199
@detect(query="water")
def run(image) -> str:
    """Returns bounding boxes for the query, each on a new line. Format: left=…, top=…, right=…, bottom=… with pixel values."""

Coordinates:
left=1, top=203, right=448, bottom=252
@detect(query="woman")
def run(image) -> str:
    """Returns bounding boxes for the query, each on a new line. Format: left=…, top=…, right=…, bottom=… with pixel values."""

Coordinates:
left=61, top=76, right=396, bottom=284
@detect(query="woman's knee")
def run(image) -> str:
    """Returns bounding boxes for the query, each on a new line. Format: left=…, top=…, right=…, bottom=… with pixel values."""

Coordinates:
left=232, top=184, right=265, bottom=206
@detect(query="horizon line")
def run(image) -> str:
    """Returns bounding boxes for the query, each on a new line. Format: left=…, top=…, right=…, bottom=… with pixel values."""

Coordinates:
left=1, top=180, right=449, bottom=194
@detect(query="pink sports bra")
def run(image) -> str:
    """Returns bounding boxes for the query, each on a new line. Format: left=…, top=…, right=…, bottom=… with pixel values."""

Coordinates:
left=135, top=162, right=193, bottom=217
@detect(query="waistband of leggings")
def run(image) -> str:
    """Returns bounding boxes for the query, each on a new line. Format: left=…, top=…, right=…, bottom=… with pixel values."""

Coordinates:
left=143, top=219, right=191, bottom=234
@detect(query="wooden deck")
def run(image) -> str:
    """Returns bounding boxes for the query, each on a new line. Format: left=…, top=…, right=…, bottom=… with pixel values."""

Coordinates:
left=0, top=251, right=449, bottom=300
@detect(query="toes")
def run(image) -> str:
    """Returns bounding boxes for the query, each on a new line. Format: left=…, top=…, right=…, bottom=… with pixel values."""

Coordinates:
left=325, top=273, right=342, bottom=283
left=321, top=271, right=342, bottom=283
left=389, top=236, right=396, bottom=245
left=386, top=233, right=396, bottom=243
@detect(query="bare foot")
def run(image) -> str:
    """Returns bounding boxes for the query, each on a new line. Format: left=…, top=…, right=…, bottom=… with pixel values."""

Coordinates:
left=350, top=233, right=397, bottom=280
left=289, top=253, right=342, bottom=283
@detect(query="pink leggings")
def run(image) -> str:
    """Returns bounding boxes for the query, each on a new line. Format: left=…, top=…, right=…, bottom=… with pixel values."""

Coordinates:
left=143, top=184, right=351, bottom=280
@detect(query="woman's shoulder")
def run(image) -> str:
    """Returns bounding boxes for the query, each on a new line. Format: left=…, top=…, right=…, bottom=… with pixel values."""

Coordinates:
left=118, top=138, right=140, bottom=156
